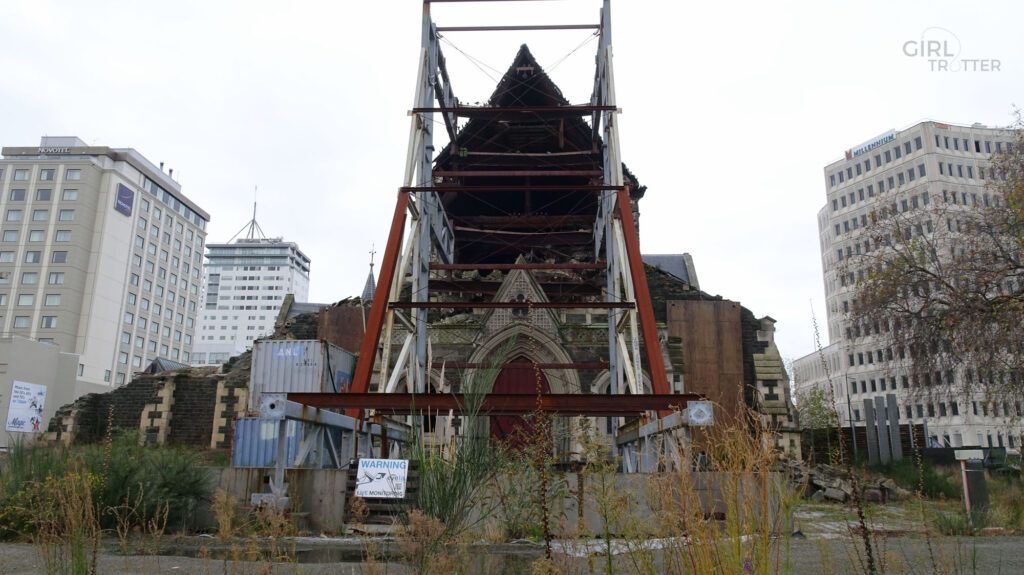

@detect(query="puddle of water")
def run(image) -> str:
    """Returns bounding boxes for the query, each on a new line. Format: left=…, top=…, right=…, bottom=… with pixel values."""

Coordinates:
left=146, top=540, right=540, bottom=572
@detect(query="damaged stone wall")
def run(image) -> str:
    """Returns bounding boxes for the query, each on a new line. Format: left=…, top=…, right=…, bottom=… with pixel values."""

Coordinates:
left=47, top=313, right=315, bottom=449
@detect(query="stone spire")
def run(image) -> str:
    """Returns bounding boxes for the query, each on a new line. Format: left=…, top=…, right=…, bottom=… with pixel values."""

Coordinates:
left=361, top=245, right=376, bottom=304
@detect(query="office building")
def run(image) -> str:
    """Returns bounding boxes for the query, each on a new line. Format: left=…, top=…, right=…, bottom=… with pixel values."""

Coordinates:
left=793, top=120, right=1023, bottom=449
left=0, top=137, right=209, bottom=386
left=191, top=236, right=311, bottom=365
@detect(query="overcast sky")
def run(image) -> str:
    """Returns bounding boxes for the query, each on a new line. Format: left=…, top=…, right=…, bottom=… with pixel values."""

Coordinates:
left=1, top=0, right=1021, bottom=363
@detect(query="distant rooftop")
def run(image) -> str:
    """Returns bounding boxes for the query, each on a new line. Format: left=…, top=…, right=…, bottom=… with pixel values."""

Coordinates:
left=642, top=254, right=699, bottom=289
left=2, top=136, right=208, bottom=221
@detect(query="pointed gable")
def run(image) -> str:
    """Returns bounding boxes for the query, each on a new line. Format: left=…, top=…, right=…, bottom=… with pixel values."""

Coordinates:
left=480, top=257, right=561, bottom=341
left=435, top=44, right=596, bottom=167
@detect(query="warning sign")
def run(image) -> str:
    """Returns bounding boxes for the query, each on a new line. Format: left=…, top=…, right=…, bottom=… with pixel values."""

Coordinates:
left=354, top=459, right=408, bottom=499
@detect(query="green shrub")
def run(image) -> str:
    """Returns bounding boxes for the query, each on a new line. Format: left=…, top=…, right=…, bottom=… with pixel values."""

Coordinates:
left=0, top=433, right=212, bottom=539
left=987, top=475, right=1024, bottom=530
left=932, top=508, right=988, bottom=535
left=872, top=457, right=959, bottom=499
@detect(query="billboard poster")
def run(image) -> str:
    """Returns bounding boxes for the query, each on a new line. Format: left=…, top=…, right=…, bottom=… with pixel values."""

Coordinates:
left=354, top=459, right=408, bottom=499
left=6, top=381, right=47, bottom=433
left=115, top=183, right=135, bottom=217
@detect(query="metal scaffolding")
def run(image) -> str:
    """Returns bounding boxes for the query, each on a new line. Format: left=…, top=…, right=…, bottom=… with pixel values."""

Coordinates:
left=345, top=0, right=671, bottom=416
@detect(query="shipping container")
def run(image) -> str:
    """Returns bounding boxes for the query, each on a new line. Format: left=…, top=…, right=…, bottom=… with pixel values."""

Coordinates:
left=248, top=339, right=356, bottom=410
left=231, top=417, right=351, bottom=469
left=231, top=418, right=304, bottom=468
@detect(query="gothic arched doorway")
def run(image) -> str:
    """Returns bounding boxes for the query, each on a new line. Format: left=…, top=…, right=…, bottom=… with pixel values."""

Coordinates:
left=490, top=356, right=550, bottom=446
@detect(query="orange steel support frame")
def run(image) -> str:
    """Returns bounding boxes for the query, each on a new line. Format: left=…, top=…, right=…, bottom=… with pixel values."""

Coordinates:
left=617, top=188, right=670, bottom=395
left=343, top=0, right=671, bottom=421
left=350, top=192, right=408, bottom=402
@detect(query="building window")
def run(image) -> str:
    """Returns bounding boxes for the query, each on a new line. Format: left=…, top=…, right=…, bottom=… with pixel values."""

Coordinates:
left=58, top=209, right=75, bottom=221
left=65, top=169, right=81, bottom=181
left=44, top=294, right=60, bottom=306
left=115, top=373, right=125, bottom=385
left=51, top=251, right=68, bottom=264
left=61, top=189, right=78, bottom=201
left=104, top=370, right=111, bottom=383
left=124, top=311, right=134, bottom=325
left=40, top=316, right=57, bottom=328
left=55, top=230, right=71, bottom=242
left=27, top=230, right=43, bottom=242
left=48, top=272, right=65, bottom=285
left=2, top=230, right=18, bottom=242
left=17, top=294, right=35, bottom=306
left=13, top=169, right=29, bottom=181
left=24, top=251, right=41, bottom=263
left=6, top=210, right=23, bottom=222
left=13, top=316, right=30, bottom=328
left=0, top=251, right=13, bottom=263
left=118, top=352, right=128, bottom=365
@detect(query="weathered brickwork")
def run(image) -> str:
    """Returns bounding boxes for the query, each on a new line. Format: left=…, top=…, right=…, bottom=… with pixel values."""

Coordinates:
left=167, top=377, right=218, bottom=446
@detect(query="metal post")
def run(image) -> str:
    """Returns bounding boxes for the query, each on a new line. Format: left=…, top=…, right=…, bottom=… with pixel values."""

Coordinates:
left=846, top=377, right=859, bottom=463
left=874, top=395, right=892, bottom=464
left=960, top=459, right=972, bottom=515
left=863, top=398, right=879, bottom=465
left=272, top=418, right=288, bottom=506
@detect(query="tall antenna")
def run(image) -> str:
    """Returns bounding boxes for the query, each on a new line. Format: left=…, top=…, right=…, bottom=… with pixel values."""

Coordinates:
left=227, top=187, right=268, bottom=242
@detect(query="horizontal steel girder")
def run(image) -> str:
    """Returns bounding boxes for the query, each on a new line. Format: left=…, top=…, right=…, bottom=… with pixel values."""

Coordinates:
left=431, top=261, right=605, bottom=271
left=401, top=185, right=624, bottom=193
left=388, top=301, right=634, bottom=309
left=285, top=393, right=701, bottom=417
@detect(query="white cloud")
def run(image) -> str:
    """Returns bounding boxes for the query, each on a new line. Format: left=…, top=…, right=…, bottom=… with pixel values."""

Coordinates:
left=1, top=0, right=1021, bottom=361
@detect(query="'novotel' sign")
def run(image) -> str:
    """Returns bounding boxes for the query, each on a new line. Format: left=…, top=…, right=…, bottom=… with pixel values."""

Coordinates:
left=37, top=147, right=71, bottom=154
left=845, top=130, right=897, bottom=160
left=115, top=184, right=135, bottom=217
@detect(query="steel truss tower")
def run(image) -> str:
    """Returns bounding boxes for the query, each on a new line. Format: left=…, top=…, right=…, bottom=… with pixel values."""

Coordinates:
left=349, top=0, right=671, bottom=419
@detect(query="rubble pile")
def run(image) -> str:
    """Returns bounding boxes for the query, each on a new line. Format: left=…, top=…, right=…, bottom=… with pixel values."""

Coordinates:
left=784, top=461, right=914, bottom=504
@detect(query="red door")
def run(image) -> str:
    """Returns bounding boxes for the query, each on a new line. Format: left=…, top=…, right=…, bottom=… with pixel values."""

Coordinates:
left=490, top=356, right=550, bottom=446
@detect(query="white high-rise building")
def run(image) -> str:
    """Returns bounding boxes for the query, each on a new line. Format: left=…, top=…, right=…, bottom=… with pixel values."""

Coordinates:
left=191, top=234, right=311, bottom=366
left=793, top=120, right=1023, bottom=450
left=0, top=137, right=209, bottom=386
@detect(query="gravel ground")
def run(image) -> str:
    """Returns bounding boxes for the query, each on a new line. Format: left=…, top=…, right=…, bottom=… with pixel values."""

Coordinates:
left=1, top=536, right=1021, bottom=574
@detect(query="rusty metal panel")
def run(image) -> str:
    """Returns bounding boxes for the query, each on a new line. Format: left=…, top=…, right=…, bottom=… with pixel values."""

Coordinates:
left=249, top=340, right=355, bottom=411
left=667, top=300, right=745, bottom=425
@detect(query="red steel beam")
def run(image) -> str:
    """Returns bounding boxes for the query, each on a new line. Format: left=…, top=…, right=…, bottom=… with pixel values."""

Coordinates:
left=433, top=170, right=602, bottom=178
left=616, top=189, right=671, bottom=398
left=431, top=262, right=605, bottom=270
left=286, top=392, right=698, bottom=416
left=450, top=214, right=594, bottom=227
left=402, top=185, right=623, bottom=192
left=435, top=25, right=600, bottom=32
left=411, top=105, right=617, bottom=116
left=432, top=362, right=608, bottom=369
left=389, top=301, right=633, bottom=309
left=351, top=192, right=409, bottom=399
